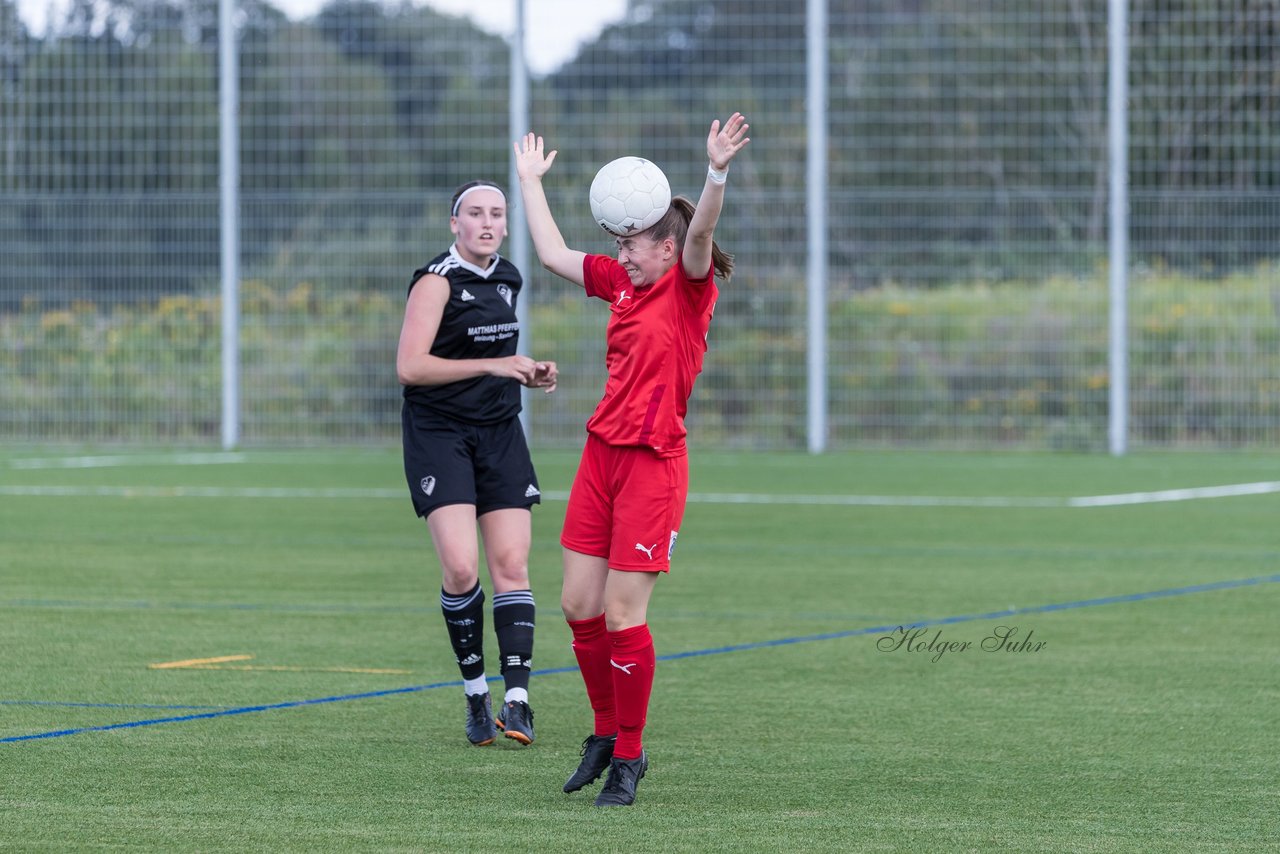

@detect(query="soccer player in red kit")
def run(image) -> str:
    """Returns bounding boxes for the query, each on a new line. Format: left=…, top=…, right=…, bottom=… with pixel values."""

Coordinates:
left=514, top=113, right=750, bottom=806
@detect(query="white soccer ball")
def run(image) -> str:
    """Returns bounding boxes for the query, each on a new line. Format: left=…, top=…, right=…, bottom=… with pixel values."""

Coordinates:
left=588, top=156, right=672, bottom=237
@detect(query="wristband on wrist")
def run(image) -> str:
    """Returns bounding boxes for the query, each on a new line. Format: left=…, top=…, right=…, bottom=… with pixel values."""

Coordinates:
left=707, top=165, right=728, bottom=184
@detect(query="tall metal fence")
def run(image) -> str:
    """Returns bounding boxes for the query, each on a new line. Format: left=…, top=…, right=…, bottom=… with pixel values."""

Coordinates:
left=2, top=0, right=1277, bottom=450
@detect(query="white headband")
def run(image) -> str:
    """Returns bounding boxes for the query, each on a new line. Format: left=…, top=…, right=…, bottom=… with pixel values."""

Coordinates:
left=452, top=184, right=506, bottom=216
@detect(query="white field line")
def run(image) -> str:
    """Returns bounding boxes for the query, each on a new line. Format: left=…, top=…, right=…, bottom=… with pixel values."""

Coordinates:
left=2, top=482, right=1280, bottom=507
left=0, top=485, right=408, bottom=499
left=684, top=492, right=1062, bottom=507
left=1066, top=480, right=1280, bottom=507
left=10, top=452, right=248, bottom=470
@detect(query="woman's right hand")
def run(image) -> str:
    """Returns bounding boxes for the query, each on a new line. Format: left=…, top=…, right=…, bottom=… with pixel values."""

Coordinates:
left=489, top=354, right=539, bottom=384
left=514, top=133, right=557, bottom=181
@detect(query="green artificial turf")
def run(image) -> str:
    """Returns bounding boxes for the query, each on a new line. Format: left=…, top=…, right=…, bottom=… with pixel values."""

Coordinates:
left=2, top=448, right=1278, bottom=851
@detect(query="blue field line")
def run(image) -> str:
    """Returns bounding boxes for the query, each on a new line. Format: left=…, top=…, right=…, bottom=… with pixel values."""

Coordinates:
left=0, top=671, right=590, bottom=745
left=5, top=572, right=1279, bottom=746
left=1, top=681, right=462, bottom=744
left=659, top=572, right=1280, bottom=661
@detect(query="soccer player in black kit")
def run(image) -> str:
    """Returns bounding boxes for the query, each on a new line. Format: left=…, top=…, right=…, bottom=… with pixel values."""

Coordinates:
left=396, top=180, right=558, bottom=746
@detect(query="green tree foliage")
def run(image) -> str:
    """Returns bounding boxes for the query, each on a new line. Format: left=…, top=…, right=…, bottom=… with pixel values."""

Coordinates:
left=836, top=0, right=1280, bottom=282
left=1128, top=0, right=1280, bottom=269
left=2, top=0, right=1278, bottom=300
left=1, top=0, right=32, bottom=175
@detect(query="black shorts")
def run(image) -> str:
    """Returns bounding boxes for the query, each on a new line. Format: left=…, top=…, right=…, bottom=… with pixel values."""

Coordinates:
left=401, top=402, right=541, bottom=518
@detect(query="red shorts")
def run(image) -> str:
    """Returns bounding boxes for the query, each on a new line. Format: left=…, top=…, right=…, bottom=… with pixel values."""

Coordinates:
left=560, top=434, right=688, bottom=572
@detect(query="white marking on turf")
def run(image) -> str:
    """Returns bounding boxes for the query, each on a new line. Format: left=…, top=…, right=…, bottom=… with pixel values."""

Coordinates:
left=0, top=485, right=405, bottom=498
left=11, top=452, right=247, bottom=470
left=1066, top=481, right=1280, bottom=506
left=3, top=482, right=1280, bottom=506
left=684, top=492, right=1063, bottom=507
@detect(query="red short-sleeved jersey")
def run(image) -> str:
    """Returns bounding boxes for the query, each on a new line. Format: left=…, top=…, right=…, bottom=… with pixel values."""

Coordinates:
left=581, top=253, right=718, bottom=457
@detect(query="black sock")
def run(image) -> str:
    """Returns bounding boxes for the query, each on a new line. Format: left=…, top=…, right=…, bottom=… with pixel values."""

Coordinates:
left=440, top=583, right=486, bottom=683
left=492, top=589, right=535, bottom=695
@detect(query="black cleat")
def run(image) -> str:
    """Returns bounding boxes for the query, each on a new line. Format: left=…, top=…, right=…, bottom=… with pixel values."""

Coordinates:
left=593, top=751, right=648, bottom=807
left=496, top=700, right=535, bottom=745
left=563, top=734, right=616, bottom=793
left=465, top=692, right=497, bottom=746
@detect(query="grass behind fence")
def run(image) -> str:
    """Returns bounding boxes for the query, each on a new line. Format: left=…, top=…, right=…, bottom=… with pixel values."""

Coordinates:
left=2, top=264, right=1278, bottom=447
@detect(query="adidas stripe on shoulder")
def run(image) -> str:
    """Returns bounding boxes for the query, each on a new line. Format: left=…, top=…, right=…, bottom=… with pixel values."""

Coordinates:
left=428, top=256, right=462, bottom=277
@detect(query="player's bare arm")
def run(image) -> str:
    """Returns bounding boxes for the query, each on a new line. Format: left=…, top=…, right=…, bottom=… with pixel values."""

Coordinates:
left=396, top=273, right=538, bottom=386
left=514, top=133, right=588, bottom=288
left=683, top=113, right=750, bottom=280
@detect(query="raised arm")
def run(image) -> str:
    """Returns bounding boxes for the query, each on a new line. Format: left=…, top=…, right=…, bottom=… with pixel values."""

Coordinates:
left=682, top=113, right=751, bottom=280
left=514, top=133, right=587, bottom=288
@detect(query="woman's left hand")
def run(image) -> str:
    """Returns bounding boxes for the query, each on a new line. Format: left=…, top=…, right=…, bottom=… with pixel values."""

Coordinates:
left=527, top=360, right=558, bottom=393
left=708, top=112, right=751, bottom=171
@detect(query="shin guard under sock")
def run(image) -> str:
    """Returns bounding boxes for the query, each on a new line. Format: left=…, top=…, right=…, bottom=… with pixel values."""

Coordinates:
left=492, top=589, right=535, bottom=696
left=440, top=583, right=486, bottom=683
left=608, top=623, right=655, bottom=760
left=567, top=613, right=617, bottom=736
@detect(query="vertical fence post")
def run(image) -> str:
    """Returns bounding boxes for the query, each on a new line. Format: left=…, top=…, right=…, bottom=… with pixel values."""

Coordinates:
left=1108, top=0, right=1129, bottom=456
left=806, top=0, right=828, bottom=454
left=219, top=0, right=240, bottom=450
left=510, top=0, right=531, bottom=440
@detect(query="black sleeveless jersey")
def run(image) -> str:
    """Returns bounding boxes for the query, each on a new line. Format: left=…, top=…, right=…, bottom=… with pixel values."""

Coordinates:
left=402, top=246, right=523, bottom=425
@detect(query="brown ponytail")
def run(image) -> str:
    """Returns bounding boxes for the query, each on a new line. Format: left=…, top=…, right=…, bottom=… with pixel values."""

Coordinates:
left=645, top=195, right=735, bottom=281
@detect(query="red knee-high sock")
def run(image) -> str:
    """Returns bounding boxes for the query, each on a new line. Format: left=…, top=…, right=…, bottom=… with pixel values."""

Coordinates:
left=567, top=614, right=617, bottom=737
left=608, top=624, right=655, bottom=760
